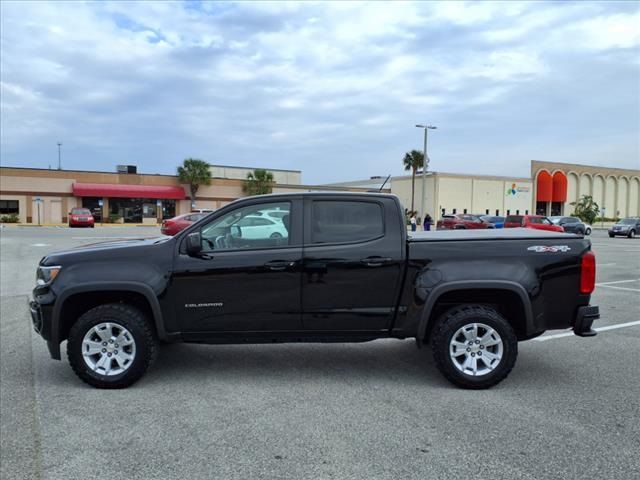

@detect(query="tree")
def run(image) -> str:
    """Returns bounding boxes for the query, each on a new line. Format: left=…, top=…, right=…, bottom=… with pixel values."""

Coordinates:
left=571, top=195, right=600, bottom=225
left=177, top=158, right=212, bottom=205
left=243, top=169, right=274, bottom=196
left=402, top=149, right=425, bottom=213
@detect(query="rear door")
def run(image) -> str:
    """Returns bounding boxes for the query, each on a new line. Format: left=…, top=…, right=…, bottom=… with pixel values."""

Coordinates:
left=301, top=196, right=404, bottom=332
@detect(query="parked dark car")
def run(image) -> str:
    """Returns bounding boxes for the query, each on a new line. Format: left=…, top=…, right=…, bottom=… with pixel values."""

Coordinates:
left=436, top=214, right=494, bottom=230
left=608, top=217, right=640, bottom=238
left=68, top=208, right=95, bottom=228
left=30, top=193, right=598, bottom=390
left=480, top=215, right=505, bottom=228
left=549, top=216, right=589, bottom=235
left=504, top=215, right=564, bottom=232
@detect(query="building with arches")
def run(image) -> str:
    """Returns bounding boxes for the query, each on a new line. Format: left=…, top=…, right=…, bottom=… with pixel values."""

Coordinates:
left=331, top=160, right=639, bottom=220
left=532, top=161, right=640, bottom=218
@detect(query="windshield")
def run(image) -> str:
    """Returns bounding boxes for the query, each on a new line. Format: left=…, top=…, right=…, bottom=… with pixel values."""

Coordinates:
left=71, top=208, right=92, bottom=215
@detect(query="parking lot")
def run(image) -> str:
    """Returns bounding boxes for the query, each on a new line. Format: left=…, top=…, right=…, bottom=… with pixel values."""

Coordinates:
left=1, top=226, right=638, bottom=480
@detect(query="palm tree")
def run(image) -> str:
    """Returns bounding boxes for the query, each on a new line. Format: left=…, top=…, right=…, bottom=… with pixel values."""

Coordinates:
left=177, top=158, right=212, bottom=205
left=403, top=150, right=424, bottom=213
left=243, top=169, right=275, bottom=196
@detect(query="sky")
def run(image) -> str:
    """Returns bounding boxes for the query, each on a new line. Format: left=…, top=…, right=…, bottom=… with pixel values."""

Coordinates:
left=1, top=1, right=639, bottom=184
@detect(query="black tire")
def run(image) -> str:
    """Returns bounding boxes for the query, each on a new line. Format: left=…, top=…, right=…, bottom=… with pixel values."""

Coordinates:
left=585, top=227, right=591, bottom=235
left=270, top=232, right=282, bottom=238
left=628, top=230, right=636, bottom=239
left=67, top=304, right=158, bottom=389
left=430, top=305, right=518, bottom=389
left=608, top=233, right=615, bottom=238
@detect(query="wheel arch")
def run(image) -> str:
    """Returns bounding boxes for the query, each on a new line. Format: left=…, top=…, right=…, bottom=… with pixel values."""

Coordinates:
left=49, top=282, right=167, bottom=360
left=416, top=281, right=534, bottom=346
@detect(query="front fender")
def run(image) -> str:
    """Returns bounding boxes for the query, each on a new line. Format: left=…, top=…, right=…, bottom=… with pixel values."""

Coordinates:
left=48, top=281, right=168, bottom=360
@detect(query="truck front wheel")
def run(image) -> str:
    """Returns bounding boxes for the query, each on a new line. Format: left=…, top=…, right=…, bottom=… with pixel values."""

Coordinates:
left=430, top=305, right=518, bottom=389
left=67, top=303, right=158, bottom=389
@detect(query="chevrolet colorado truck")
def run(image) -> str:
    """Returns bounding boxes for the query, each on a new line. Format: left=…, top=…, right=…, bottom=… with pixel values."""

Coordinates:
left=30, top=193, right=599, bottom=389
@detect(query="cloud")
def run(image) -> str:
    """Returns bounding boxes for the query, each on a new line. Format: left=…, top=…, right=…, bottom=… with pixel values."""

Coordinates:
left=1, top=0, right=638, bottom=183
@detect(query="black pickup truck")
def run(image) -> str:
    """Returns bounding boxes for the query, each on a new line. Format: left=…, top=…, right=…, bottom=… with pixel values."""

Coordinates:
left=30, top=193, right=599, bottom=389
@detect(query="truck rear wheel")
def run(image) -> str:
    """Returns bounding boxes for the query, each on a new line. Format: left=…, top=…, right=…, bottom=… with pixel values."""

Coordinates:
left=67, top=304, right=158, bottom=389
left=430, top=305, right=517, bottom=389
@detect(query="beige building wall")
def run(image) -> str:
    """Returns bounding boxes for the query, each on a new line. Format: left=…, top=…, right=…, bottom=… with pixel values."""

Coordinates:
left=472, top=179, right=505, bottom=215
left=209, top=165, right=301, bottom=185
left=437, top=177, right=473, bottom=214
left=388, top=176, right=436, bottom=216
left=630, top=178, right=640, bottom=216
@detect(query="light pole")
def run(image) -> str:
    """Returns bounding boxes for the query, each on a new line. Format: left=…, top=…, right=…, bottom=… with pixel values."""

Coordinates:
left=57, top=142, right=62, bottom=170
left=415, top=124, right=437, bottom=219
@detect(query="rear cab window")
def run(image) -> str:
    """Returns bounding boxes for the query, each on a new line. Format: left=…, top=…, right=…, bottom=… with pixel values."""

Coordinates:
left=310, top=200, right=384, bottom=244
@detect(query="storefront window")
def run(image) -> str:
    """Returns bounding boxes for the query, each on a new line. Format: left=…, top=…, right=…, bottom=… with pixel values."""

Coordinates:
left=81, top=197, right=103, bottom=222
left=161, top=200, right=176, bottom=219
left=0, top=200, right=19, bottom=214
left=106, top=198, right=175, bottom=223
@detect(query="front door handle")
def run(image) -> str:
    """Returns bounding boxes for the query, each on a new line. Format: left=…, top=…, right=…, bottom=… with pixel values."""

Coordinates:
left=360, top=257, right=393, bottom=267
left=264, top=260, right=296, bottom=271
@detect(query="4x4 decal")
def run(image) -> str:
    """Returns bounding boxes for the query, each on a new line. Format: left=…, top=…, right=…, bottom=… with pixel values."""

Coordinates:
left=527, top=245, right=571, bottom=253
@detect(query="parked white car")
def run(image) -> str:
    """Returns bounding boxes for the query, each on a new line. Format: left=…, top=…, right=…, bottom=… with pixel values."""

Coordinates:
left=233, top=215, right=288, bottom=239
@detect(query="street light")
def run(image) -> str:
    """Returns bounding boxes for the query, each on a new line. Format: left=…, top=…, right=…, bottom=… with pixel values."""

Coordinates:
left=415, top=124, right=437, bottom=219
left=57, top=142, right=62, bottom=170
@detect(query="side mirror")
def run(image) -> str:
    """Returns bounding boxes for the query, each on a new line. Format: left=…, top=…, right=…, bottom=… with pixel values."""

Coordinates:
left=186, top=232, right=202, bottom=256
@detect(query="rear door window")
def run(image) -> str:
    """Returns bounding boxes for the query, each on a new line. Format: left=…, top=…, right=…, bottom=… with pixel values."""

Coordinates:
left=311, top=201, right=383, bottom=244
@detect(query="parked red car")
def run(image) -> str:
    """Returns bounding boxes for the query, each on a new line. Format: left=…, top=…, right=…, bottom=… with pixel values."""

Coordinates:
left=504, top=215, right=564, bottom=232
left=436, top=214, right=494, bottom=230
left=161, top=212, right=208, bottom=236
left=68, top=208, right=95, bottom=228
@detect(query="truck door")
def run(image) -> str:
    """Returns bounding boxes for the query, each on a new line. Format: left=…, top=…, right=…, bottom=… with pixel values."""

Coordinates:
left=171, top=198, right=303, bottom=334
left=301, top=197, right=404, bottom=332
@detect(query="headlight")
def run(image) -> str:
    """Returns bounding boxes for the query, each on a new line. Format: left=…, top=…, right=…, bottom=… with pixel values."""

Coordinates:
left=36, top=266, right=61, bottom=286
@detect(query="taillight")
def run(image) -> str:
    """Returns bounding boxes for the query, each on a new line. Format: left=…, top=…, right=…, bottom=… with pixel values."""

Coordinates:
left=580, top=251, right=596, bottom=294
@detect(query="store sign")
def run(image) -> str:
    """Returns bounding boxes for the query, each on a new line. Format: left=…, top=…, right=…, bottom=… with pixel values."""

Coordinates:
left=506, top=183, right=530, bottom=196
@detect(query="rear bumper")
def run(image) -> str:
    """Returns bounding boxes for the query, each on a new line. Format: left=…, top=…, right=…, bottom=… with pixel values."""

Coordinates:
left=574, top=305, right=599, bottom=337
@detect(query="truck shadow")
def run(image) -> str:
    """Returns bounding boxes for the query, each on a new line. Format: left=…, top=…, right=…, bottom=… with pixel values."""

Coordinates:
left=147, top=339, right=451, bottom=389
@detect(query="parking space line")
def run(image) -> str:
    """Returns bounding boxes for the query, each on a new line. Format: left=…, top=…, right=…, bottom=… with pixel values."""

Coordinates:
left=596, top=279, right=640, bottom=285
left=596, top=285, right=640, bottom=292
left=534, top=321, right=640, bottom=342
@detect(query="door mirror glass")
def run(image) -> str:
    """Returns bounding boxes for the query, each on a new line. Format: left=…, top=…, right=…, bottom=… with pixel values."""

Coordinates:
left=186, top=232, right=202, bottom=256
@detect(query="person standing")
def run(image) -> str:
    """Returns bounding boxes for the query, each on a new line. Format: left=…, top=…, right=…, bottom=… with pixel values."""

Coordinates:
left=423, top=213, right=433, bottom=231
left=410, top=212, right=417, bottom=232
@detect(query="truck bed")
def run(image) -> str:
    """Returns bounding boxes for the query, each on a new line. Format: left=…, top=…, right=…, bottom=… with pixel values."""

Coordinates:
left=408, top=228, right=581, bottom=242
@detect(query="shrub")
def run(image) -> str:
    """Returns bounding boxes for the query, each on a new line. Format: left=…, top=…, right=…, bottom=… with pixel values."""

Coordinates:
left=0, top=214, right=20, bottom=223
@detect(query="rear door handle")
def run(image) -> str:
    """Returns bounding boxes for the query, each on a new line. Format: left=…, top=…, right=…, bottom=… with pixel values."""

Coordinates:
left=360, top=257, right=393, bottom=267
left=264, top=260, right=296, bottom=271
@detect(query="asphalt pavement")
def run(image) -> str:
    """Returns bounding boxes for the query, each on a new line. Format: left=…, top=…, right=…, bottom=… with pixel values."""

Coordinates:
left=1, top=226, right=639, bottom=480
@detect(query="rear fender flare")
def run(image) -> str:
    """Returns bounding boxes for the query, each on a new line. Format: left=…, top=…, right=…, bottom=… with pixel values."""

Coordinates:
left=416, top=280, right=534, bottom=345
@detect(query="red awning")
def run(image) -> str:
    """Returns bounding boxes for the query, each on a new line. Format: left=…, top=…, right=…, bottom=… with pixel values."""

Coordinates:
left=72, top=183, right=186, bottom=200
left=536, top=171, right=553, bottom=202
left=552, top=172, right=568, bottom=203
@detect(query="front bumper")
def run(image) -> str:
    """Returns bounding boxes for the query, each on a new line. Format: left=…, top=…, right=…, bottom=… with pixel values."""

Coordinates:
left=30, top=289, right=61, bottom=359
left=574, top=305, right=599, bottom=337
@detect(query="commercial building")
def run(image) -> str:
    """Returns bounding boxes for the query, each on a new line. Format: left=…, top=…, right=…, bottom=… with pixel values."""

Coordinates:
left=0, top=164, right=371, bottom=225
left=1, top=160, right=637, bottom=225
left=332, top=161, right=639, bottom=219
